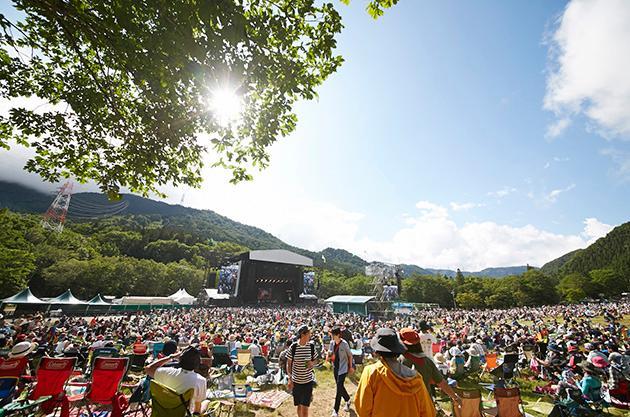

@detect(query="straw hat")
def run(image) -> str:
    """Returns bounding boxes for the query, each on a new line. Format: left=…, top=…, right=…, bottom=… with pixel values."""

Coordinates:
left=8, top=341, right=36, bottom=358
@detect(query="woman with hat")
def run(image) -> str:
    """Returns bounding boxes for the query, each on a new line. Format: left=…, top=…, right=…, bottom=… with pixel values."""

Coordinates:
left=399, top=328, right=460, bottom=406
left=577, top=361, right=604, bottom=403
left=354, top=328, right=435, bottom=417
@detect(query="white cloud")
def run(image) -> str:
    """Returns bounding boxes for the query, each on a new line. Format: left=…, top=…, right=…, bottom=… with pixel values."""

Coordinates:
left=350, top=202, right=611, bottom=271
left=487, top=186, right=517, bottom=198
left=545, top=183, right=576, bottom=203
left=544, top=0, right=630, bottom=138
left=553, top=156, right=570, bottom=162
left=449, top=202, right=484, bottom=212
left=582, top=217, right=613, bottom=244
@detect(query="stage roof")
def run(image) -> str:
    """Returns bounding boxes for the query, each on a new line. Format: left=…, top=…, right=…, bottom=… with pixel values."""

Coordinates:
left=325, top=295, right=375, bottom=304
left=242, top=249, right=313, bottom=267
left=1, top=288, right=46, bottom=304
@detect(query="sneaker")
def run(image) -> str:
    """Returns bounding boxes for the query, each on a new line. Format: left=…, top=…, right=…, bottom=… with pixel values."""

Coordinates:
left=344, top=400, right=351, bottom=412
left=331, top=411, right=339, bottom=417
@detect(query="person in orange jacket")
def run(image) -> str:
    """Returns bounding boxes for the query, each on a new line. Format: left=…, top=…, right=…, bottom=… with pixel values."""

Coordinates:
left=354, top=328, right=436, bottom=417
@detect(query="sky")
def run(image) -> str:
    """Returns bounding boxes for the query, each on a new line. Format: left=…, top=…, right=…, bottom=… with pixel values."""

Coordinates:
left=1, top=0, right=629, bottom=270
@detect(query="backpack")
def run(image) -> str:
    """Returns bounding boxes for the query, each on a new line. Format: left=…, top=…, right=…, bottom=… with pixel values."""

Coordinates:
left=289, top=342, right=315, bottom=375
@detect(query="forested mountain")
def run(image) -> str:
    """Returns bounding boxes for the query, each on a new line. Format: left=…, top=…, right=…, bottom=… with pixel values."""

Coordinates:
left=559, top=222, right=630, bottom=277
left=540, top=249, right=582, bottom=275
left=424, top=266, right=530, bottom=278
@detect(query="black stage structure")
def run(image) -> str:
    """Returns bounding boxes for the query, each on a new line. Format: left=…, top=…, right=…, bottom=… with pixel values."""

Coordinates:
left=230, top=250, right=313, bottom=304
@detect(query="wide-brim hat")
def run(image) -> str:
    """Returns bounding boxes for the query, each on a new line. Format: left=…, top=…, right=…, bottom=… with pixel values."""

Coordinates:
left=370, top=328, right=406, bottom=354
left=399, top=328, right=421, bottom=346
left=8, top=341, right=36, bottom=358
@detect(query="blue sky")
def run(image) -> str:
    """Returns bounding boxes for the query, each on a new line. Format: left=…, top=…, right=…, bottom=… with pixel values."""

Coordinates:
left=1, top=0, right=629, bottom=269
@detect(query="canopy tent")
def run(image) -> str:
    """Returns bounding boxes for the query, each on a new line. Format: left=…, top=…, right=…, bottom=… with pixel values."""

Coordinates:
left=168, top=288, right=196, bottom=305
left=1, top=288, right=46, bottom=304
left=48, top=289, right=86, bottom=305
left=87, top=294, right=110, bottom=305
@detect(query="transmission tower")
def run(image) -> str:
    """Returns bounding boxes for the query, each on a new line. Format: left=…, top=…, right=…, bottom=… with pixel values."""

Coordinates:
left=42, top=182, right=73, bottom=233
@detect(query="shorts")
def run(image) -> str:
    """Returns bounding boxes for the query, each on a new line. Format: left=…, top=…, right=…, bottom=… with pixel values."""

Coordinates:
left=292, top=381, right=314, bottom=406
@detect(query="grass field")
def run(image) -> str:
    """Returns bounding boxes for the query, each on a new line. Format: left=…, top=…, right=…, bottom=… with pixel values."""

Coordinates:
left=229, top=315, right=630, bottom=417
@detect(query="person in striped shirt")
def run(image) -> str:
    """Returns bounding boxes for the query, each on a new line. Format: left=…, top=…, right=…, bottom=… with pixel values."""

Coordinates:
left=287, top=325, right=316, bottom=417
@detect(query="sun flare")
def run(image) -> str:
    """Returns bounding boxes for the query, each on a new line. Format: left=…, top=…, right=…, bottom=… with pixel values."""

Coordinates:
left=208, top=87, right=243, bottom=127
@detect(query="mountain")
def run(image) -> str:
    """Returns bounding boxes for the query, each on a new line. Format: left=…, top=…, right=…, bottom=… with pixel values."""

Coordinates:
left=424, top=266, right=530, bottom=278
left=0, top=181, right=549, bottom=278
left=557, top=222, right=630, bottom=277
left=540, top=249, right=582, bottom=275
left=399, top=264, right=432, bottom=276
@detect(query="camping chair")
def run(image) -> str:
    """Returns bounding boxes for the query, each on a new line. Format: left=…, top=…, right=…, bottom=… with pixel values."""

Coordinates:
left=198, top=357, right=212, bottom=378
left=0, top=377, right=19, bottom=407
left=212, top=345, right=233, bottom=367
left=351, top=349, right=364, bottom=365
left=452, top=388, right=484, bottom=417
left=0, top=357, right=29, bottom=379
left=432, top=343, right=442, bottom=356
left=129, top=353, right=149, bottom=373
left=4, top=357, right=77, bottom=417
left=149, top=380, right=193, bottom=417
left=69, top=357, right=129, bottom=417
left=252, top=356, right=268, bottom=378
left=236, top=349, right=251, bottom=367
left=481, top=353, right=498, bottom=377
left=483, top=387, right=525, bottom=417
left=152, top=343, right=165, bottom=359
left=499, top=354, right=519, bottom=385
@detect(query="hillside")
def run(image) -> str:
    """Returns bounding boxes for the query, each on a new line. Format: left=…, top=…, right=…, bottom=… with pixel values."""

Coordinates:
left=559, top=222, right=630, bottom=277
left=425, top=266, right=529, bottom=278
left=540, top=249, right=582, bottom=275
left=0, top=181, right=545, bottom=278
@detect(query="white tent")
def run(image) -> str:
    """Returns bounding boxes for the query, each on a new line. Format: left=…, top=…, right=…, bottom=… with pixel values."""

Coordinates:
left=168, top=288, right=196, bottom=305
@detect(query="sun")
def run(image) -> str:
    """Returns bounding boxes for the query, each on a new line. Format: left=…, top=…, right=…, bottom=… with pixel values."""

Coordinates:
left=208, top=87, right=243, bottom=127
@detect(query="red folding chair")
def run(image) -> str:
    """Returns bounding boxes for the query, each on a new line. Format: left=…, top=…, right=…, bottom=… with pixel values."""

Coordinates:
left=70, top=357, right=129, bottom=417
left=0, top=357, right=29, bottom=378
left=0, top=357, right=29, bottom=402
left=3, top=357, right=78, bottom=417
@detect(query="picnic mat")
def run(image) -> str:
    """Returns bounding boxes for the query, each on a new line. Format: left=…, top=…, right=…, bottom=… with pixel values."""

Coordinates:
left=247, top=390, right=291, bottom=409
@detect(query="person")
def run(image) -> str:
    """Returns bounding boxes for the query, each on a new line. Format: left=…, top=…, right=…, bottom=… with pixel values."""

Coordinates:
left=399, top=328, right=460, bottom=406
left=354, top=328, right=435, bottom=417
left=577, top=361, right=603, bottom=403
left=249, top=339, right=261, bottom=357
left=326, top=327, right=354, bottom=416
left=418, top=321, right=437, bottom=360
left=287, top=325, right=316, bottom=417
left=145, top=347, right=208, bottom=415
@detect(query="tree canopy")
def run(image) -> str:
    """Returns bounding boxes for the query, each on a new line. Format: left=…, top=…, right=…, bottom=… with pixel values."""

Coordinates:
left=0, top=0, right=398, bottom=197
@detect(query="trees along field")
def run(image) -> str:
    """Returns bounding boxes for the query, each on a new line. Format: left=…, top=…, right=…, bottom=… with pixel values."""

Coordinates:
left=0, top=0, right=399, bottom=197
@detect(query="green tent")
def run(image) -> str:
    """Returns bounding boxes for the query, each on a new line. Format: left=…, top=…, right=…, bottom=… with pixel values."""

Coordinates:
left=87, top=294, right=110, bottom=305
left=1, top=288, right=46, bottom=304
left=48, top=289, right=86, bottom=305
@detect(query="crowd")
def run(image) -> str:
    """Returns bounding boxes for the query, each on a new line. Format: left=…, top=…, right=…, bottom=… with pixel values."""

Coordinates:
left=0, top=300, right=628, bottom=416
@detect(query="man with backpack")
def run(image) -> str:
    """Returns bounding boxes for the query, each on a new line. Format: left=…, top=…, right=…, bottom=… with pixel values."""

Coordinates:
left=287, top=325, right=316, bottom=417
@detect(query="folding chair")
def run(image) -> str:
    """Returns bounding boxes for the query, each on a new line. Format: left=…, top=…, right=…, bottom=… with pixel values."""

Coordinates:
left=452, top=388, right=484, bottom=417
left=70, top=357, right=130, bottom=417
left=481, top=353, right=498, bottom=377
left=0, top=357, right=29, bottom=379
left=483, top=387, right=525, bottom=417
left=5, top=357, right=77, bottom=417
left=252, top=356, right=268, bottom=378
left=149, top=380, right=193, bottom=417
left=152, top=343, right=165, bottom=359
left=129, top=353, right=149, bottom=373
left=0, top=377, right=19, bottom=406
left=236, top=349, right=251, bottom=367
left=212, top=345, right=233, bottom=367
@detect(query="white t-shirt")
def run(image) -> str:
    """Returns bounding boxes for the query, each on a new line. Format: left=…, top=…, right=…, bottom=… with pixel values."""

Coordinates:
left=154, top=367, right=206, bottom=410
left=419, top=333, right=436, bottom=358
left=249, top=344, right=261, bottom=357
